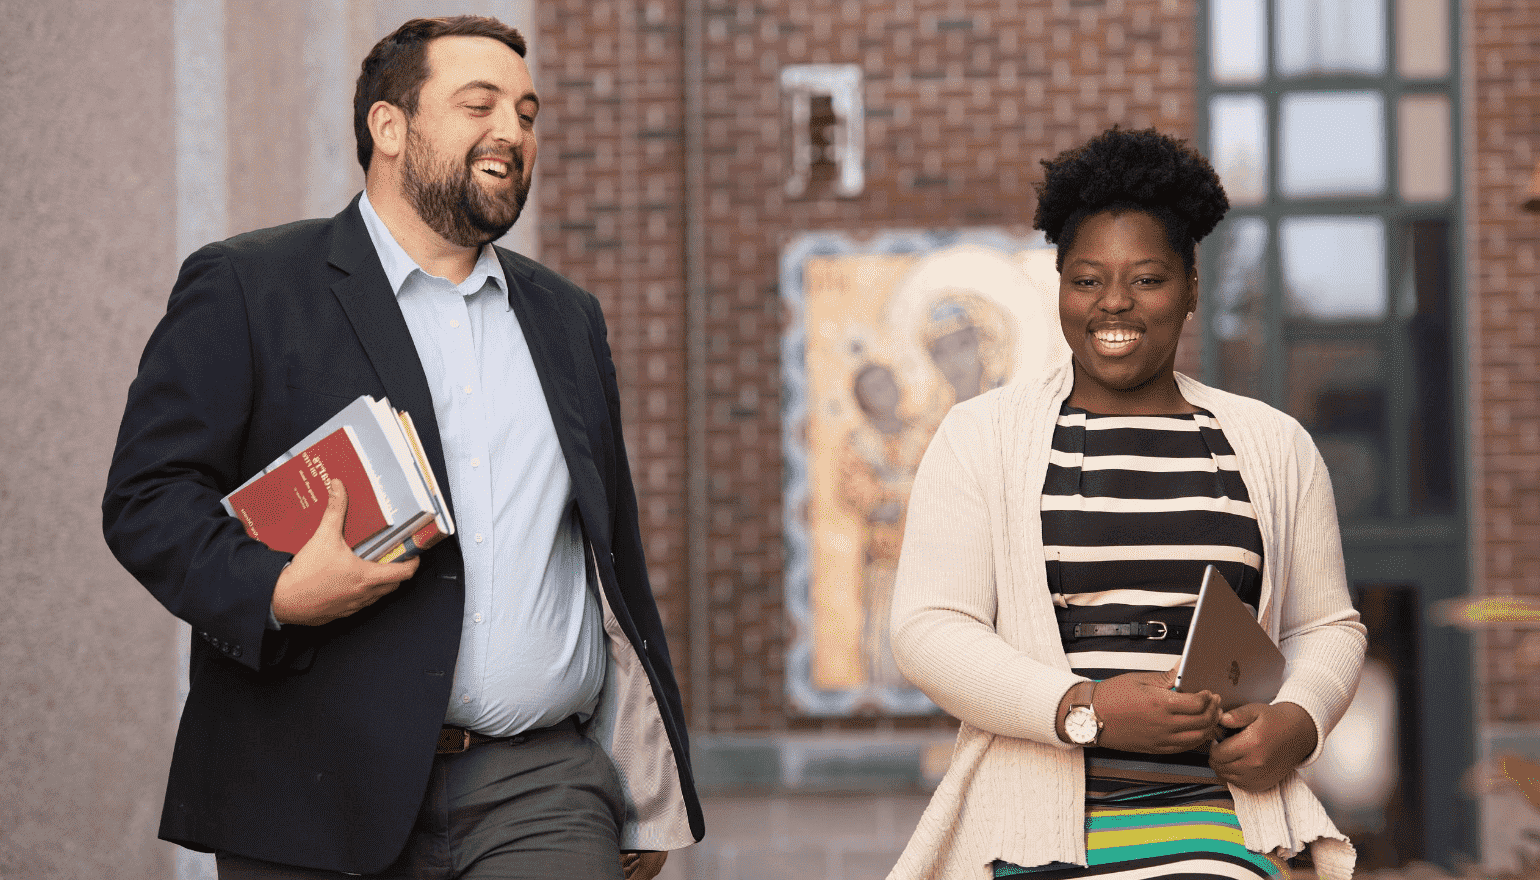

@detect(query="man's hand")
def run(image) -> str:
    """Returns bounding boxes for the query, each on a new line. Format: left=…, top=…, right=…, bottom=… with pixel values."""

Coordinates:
left=270, top=479, right=419, bottom=626
left=1209, top=701, right=1318, bottom=792
left=621, top=851, right=667, bottom=880
left=1077, top=667, right=1222, bottom=754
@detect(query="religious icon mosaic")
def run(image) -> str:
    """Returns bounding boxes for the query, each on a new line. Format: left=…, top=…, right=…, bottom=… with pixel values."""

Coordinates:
left=781, top=229, right=1067, bottom=715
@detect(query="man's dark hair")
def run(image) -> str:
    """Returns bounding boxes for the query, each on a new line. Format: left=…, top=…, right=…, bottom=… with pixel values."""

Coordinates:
left=353, top=15, right=527, bottom=172
left=1032, top=127, right=1229, bottom=274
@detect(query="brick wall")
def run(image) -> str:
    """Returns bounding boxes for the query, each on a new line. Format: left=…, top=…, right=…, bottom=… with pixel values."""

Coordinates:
left=1469, top=0, right=1540, bottom=725
left=538, top=0, right=1199, bottom=733
left=538, top=0, right=694, bottom=690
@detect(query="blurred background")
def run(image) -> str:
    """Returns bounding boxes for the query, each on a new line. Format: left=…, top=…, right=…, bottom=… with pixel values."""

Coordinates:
left=3, top=0, right=1538, bottom=877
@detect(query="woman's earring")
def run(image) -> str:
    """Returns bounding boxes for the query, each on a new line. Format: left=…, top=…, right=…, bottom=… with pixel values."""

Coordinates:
left=1186, top=311, right=1194, bottom=322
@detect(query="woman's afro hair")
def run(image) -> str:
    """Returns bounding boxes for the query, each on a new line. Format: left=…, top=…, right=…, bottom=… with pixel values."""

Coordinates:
left=1032, top=127, right=1229, bottom=272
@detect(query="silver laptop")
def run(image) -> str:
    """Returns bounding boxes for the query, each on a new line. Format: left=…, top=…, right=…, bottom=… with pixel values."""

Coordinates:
left=1174, top=565, right=1285, bottom=710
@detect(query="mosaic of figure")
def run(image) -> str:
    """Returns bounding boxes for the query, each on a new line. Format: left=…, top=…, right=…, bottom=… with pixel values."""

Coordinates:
left=786, top=234, right=1058, bottom=713
left=918, top=290, right=1016, bottom=419
left=836, top=362, right=931, bottom=687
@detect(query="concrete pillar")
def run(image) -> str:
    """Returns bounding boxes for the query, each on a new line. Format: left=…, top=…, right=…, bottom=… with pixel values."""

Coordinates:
left=0, top=2, right=536, bottom=877
left=0, top=1, right=181, bottom=877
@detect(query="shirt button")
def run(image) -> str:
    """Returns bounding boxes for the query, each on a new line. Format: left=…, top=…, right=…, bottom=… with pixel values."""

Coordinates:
left=474, top=533, right=484, bottom=543
left=473, top=613, right=483, bottom=623
left=450, top=319, right=461, bottom=328
left=464, top=385, right=473, bottom=394
left=461, top=695, right=471, bottom=704
left=470, top=457, right=481, bottom=468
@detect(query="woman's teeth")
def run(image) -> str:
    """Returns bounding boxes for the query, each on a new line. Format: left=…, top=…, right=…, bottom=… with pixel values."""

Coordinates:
left=1094, top=329, right=1140, bottom=345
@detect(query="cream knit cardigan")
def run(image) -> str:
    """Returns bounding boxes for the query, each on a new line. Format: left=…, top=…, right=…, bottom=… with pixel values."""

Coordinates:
left=887, top=360, right=1368, bottom=880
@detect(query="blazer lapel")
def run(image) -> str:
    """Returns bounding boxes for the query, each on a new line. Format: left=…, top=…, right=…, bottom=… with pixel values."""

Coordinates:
left=325, top=197, right=457, bottom=517
left=499, top=254, right=608, bottom=547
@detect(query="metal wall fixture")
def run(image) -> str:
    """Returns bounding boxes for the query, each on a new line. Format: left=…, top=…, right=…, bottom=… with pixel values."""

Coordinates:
left=780, top=64, right=865, bottom=199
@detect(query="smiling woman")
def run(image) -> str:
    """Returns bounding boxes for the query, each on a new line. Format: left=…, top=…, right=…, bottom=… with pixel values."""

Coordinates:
left=1033, top=128, right=1228, bottom=416
left=1055, top=210, right=1198, bottom=414
left=885, top=127, right=1367, bottom=880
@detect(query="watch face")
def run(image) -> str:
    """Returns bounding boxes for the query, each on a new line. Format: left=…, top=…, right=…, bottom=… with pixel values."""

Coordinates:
left=1066, top=706, right=1099, bottom=745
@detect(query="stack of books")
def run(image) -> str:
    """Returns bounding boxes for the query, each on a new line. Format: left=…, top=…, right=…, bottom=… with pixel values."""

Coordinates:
left=221, top=395, right=454, bottom=562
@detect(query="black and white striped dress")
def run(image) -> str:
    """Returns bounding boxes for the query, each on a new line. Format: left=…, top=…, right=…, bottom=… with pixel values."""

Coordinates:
left=995, top=402, right=1284, bottom=879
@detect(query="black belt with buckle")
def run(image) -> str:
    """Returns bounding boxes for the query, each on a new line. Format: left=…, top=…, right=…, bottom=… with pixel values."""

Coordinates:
left=1058, top=621, right=1189, bottom=641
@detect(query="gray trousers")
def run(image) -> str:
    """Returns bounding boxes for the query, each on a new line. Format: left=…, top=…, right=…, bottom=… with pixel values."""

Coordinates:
left=217, top=719, right=625, bottom=880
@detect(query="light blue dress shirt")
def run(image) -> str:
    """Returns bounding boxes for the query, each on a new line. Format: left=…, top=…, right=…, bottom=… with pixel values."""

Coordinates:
left=359, top=191, right=605, bottom=736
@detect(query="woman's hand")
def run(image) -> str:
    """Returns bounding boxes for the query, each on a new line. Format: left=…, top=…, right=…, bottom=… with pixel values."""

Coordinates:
left=1081, top=668, right=1222, bottom=754
left=1208, top=701, right=1318, bottom=792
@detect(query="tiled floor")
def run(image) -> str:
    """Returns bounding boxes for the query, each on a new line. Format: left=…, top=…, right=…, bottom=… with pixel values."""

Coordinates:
left=657, top=793, right=933, bottom=880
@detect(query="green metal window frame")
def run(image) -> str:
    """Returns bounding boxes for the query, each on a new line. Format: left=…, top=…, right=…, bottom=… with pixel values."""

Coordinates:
left=1195, top=0, right=1474, bottom=867
left=1198, top=1, right=1466, bottom=532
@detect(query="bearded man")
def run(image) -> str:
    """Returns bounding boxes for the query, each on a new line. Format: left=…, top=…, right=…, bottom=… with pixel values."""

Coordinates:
left=103, top=16, right=700, bottom=880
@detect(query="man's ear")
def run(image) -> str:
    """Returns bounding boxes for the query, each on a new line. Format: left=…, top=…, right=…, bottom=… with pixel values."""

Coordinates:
left=368, top=101, right=407, bottom=162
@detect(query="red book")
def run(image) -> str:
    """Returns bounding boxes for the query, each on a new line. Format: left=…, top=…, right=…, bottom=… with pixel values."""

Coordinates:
left=224, top=426, right=392, bottom=554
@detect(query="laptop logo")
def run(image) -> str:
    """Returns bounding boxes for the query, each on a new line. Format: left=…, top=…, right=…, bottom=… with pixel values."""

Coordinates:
left=1228, top=660, right=1241, bottom=686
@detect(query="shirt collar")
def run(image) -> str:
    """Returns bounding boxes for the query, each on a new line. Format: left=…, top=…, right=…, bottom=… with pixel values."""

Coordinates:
left=358, top=190, right=508, bottom=305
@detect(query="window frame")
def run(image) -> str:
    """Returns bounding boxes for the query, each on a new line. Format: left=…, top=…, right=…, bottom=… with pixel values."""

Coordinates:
left=1196, top=0, right=1466, bottom=534
left=1195, top=0, right=1475, bottom=868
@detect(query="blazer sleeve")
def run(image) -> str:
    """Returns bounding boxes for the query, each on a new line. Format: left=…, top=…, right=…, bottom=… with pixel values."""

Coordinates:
left=102, top=246, right=291, bottom=672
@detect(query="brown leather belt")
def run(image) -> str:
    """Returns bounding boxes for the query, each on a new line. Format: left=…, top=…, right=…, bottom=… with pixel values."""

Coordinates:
left=436, top=716, right=580, bottom=755
left=436, top=726, right=508, bottom=754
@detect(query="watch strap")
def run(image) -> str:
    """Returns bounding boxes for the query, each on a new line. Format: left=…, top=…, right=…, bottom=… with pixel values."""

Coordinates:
left=1065, top=681, right=1102, bottom=746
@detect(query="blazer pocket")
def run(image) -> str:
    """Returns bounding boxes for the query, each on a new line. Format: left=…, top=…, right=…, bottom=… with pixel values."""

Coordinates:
left=285, top=362, right=380, bottom=401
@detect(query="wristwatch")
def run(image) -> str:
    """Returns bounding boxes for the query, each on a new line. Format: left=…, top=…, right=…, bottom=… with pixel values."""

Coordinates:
left=1064, top=682, right=1103, bottom=747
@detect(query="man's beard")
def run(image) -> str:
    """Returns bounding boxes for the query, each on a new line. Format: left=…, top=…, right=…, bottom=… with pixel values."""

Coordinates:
left=401, top=125, right=529, bottom=249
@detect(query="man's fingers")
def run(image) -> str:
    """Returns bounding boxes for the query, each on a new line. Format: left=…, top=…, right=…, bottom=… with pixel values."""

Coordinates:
left=318, top=478, right=350, bottom=540
left=333, top=557, right=418, bottom=614
left=273, top=493, right=426, bottom=625
left=385, top=556, right=421, bottom=579
left=357, top=556, right=420, bottom=588
left=626, top=851, right=667, bottom=880
left=358, top=573, right=411, bottom=604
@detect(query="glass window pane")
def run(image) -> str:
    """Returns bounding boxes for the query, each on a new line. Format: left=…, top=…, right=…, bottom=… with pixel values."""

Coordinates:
left=1211, top=0, right=1267, bottom=84
left=1210, top=94, right=1268, bottom=205
left=1286, top=339, right=1388, bottom=517
left=1211, top=217, right=1268, bottom=400
left=1399, top=94, right=1452, bottom=202
left=1281, top=216, right=1387, bottom=321
left=1280, top=91, right=1386, bottom=198
left=1405, top=219, right=1456, bottom=514
left=1397, top=0, right=1451, bottom=79
left=1276, top=0, right=1387, bottom=77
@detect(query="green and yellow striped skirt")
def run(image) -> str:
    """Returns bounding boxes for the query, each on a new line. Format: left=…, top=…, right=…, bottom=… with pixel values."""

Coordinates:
left=995, top=761, right=1292, bottom=880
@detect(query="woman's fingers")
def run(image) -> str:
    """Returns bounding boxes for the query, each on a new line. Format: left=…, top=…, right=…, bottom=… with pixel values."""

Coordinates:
left=1095, top=672, right=1222, bottom=753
